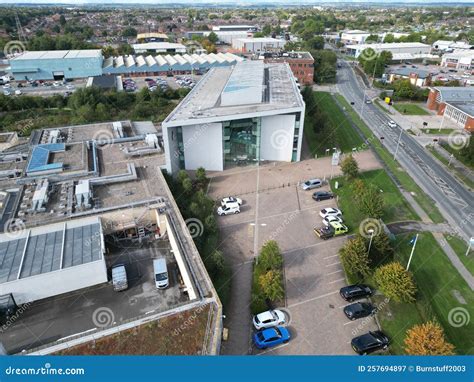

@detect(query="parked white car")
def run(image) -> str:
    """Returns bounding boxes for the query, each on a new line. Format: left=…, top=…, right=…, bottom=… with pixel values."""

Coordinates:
left=253, top=309, right=286, bottom=330
left=301, top=178, right=323, bottom=190
left=388, top=120, right=397, bottom=128
left=14, top=89, right=22, bottom=95
left=221, top=196, right=242, bottom=207
left=217, top=202, right=240, bottom=216
left=319, top=207, right=342, bottom=218
left=322, top=215, right=344, bottom=227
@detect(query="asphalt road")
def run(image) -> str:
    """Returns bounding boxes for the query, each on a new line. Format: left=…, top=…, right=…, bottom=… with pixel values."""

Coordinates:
left=336, top=61, right=473, bottom=240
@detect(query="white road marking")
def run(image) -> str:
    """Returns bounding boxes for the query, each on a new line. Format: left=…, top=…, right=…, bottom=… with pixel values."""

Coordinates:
left=288, top=290, right=339, bottom=309
left=328, top=277, right=346, bottom=284
left=59, top=328, right=96, bottom=341
left=324, top=254, right=339, bottom=260
left=325, top=261, right=340, bottom=267
left=327, top=269, right=343, bottom=276
left=255, top=342, right=290, bottom=356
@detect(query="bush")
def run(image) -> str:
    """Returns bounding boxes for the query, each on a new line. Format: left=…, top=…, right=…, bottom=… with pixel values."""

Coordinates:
left=374, top=262, right=417, bottom=303
left=340, top=154, right=359, bottom=180
left=339, top=236, right=371, bottom=282
left=404, top=321, right=455, bottom=355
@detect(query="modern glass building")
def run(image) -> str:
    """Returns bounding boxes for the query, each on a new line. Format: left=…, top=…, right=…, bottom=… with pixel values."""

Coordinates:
left=162, top=60, right=305, bottom=173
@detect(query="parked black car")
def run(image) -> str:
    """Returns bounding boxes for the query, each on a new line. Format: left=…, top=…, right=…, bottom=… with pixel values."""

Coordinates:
left=351, top=331, right=389, bottom=355
left=343, top=302, right=376, bottom=320
left=312, top=191, right=334, bottom=201
left=340, top=284, right=373, bottom=301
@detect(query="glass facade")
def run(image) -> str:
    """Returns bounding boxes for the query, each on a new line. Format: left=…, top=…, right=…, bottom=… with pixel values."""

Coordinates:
left=222, top=118, right=261, bottom=169
left=176, top=126, right=185, bottom=169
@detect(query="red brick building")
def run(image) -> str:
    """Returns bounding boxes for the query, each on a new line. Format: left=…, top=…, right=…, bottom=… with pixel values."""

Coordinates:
left=264, top=52, right=314, bottom=86
left=427, top=87, right=474, bottom=131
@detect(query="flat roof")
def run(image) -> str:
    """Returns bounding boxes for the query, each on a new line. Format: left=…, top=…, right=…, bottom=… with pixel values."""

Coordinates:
left=448, top=102, right=474, bottom=117
left=434, top=87, right=474, bottom=102
left=347, top=42, right=430, bottom=50
left=132, top=43, right=185, bottom=50
left=390, top=67, right=431, bottom=78
left=11, top=50, right=102, bottom=61
left=0, top=216, right=102, bottom=284
left=163, top=61, right=303, bottom=126
left=236, top=37, right=285, bottom=43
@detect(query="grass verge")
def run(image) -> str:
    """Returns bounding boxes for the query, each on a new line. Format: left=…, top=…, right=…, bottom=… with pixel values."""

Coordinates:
left=440, top=142, right=474, bottom=171
left=374, top=99, right=392, bottom=114
left=426, top=145, right=474, bottom=189
left=421, top=128, right=456, bottom=135
left=329, top=169, right=418, bottom=232
left=335, top=94, right=445, bottom=224
left=304, top=91, right=364, bottom=157
left=444, top=235, right=474, bottom=276
left=392, top=103, right=430, bottom=115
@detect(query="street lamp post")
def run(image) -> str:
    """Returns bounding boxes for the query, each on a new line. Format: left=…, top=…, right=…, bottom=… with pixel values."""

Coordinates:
left=393, top=128, right=403, bottom=160
left=367, top=229, right=375, bottom=254
left=406, top=234, right=419, bottom=271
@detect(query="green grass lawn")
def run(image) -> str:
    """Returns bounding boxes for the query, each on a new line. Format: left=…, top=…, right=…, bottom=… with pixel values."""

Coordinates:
left=440, top=142, right=474, bottom=171
left=374, top=99, right=392, bottom=114
left=304, top=91, right=364, bottom=157
left=335, top=94, right=445, bottom=224
left=329, top=169, right=418, bottom=233
left=426, top=146, right=474, bottom=189
left=392, top=103, right=430, bottom=115
left=421, top=128, right=456, bottom=135
left=444, top=235, right=474, bottom=276
left=392, top=232, right=474, bottom=354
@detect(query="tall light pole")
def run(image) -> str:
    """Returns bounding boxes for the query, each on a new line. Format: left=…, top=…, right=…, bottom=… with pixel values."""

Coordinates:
left=367, top=229, right=375, bottom=254
left=406, top=234, right=419, bottom=271
left=465, top=237, right=474, bottom=257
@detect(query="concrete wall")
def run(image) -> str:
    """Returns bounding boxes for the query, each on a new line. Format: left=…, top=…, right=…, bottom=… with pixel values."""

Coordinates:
left=1, top=259, right=108, bottom=305
left=164, top=214, right=197, bottom=300
left=162, top=125, right=180, bottom=174
left=260, top=114, right=296, bottom=162
left=182, top=123, right=223, bottom=171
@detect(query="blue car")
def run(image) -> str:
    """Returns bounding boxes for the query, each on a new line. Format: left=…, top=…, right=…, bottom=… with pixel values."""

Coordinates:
left=253, top=326, right=290, bottom=349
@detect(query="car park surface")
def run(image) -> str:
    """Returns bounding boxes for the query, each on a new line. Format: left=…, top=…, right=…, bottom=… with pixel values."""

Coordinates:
left=207, top=155, right=382, bottom=355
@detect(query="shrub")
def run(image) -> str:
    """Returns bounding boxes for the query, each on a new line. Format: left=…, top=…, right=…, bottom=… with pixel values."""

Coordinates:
left=339, top=235, right=371, bottom=281
left=404, top=321, right=455, bottom=355
left=374, top=262, right=417, bottom=303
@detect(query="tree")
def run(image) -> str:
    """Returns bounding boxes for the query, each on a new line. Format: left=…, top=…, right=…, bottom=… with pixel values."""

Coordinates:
left=122, top=27, right=137, bottom=38
left=370, top=231, right=394, bottom=266
left=207, top=31, right=218, bottom=44
left=259, top=240, right=283, bottom=271
left=340, top=154, right=359, bottom=179
left=305, top=36, right=324, bottom=50
left=339, top=236, right=371, bottom=280
left=404, top=321, right=455, bottom=355
left=374, top=262, right=417, bottom=303
left=59, top=15, right=67, bottom=27
left=365, top=34, right=379, bottom=43
left=262, top=24, right=272, bottom=36
left=195, top=167, right=208, bottom=187
left=358, top=186, right=384, bottom=219
left=259, top=270, right=284, bottom=301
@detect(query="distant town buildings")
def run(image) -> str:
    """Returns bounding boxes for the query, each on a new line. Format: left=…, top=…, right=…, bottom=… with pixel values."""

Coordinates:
left=264, top=51, right=314, bottom=85
left=346, top=42, right=433, bottom=61
left=441, top=50, right=474, bottom=70
left=132, top=42, right=187, bottom=54
left=136, top=32, right=169, bottom=43
left=232, top=37, right=286, bottom=53
left=387, top=67, right=432, bottom=87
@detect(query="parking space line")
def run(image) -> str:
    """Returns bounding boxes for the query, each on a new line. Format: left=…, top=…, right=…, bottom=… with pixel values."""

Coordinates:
left=328, top=277, right=345, bottom=284
left=288, top=290, right=338, bottom=309
left=343, top=320, right=356, bottom=326
left=327, top=269, right=343, bottom=276
left=325, top=261, right=340, bottom=267
left=324, top=254, right=339, bottom=260
left=255, top=342, right=290, bottom=356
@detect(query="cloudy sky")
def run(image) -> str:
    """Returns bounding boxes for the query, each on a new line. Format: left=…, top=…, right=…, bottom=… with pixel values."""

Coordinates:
left=2, top=0, right=473, bottom=3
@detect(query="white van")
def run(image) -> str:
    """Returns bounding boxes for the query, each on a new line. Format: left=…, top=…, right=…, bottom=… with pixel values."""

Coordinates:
left=111, top=264, right=128, bottom=292
left=153, top=258, right=169, bottom=289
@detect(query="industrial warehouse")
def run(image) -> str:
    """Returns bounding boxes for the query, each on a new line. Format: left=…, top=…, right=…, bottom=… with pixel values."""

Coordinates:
left=9, top=49, right=244, bottom=80
left=162, top=60, right=305, bottom=173
left=0, top=120, right=221, bottom=355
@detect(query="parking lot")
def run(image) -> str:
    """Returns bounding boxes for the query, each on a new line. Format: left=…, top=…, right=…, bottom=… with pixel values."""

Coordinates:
left=2, top=78, right=86, bottom=97
left=127, top=74, right=203, bottom=92
left=0, top=239, right=187, bottom=354
left=212, top=155, right=381, bottom=355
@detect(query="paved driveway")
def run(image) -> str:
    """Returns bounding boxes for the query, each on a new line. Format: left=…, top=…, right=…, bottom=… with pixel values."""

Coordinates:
left=210, top=157, right=381, bottom=355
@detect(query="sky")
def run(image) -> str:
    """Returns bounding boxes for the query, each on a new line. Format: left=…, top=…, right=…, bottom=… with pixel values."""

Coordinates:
left=2, top=0, right=473, bottom=4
